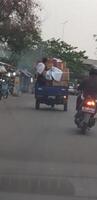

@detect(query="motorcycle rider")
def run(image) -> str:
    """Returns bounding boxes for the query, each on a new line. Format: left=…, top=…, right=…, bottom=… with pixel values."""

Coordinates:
left=76, top=67, right=97, bottom=111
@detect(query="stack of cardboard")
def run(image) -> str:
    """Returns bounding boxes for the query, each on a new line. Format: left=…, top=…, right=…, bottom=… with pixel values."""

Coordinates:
left=45, top=58, right=69, bottom=87
left=52, top=62, right=69, bottom=87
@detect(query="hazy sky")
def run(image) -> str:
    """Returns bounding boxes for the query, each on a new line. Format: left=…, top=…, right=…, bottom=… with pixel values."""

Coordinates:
left=40, top=0, right=97, bottom=59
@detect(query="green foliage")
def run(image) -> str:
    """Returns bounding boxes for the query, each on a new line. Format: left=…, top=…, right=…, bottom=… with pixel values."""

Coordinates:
left=41, top=39, right=88, bottom=77
left=0, top=0, right=41, bottom=53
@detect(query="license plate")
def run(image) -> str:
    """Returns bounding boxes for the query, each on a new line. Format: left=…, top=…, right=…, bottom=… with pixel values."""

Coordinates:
left=48, top=96, right=55, bottom=99
left=82, top=106, right=95, bottom=113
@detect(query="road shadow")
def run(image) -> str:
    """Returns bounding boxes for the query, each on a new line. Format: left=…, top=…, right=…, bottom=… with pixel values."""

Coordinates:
left=2, top=104, right=69, bottom=116
left=69, top=126, right=95, bottom=137
left=36, top=107, right=66, bottom=113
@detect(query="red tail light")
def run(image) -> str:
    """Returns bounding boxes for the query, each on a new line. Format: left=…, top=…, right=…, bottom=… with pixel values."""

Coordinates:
left=86, top=100, right=96, bottom=107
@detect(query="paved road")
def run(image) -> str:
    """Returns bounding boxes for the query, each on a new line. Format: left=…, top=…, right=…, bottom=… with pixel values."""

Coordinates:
left=0, top=94, right=97, bottom=199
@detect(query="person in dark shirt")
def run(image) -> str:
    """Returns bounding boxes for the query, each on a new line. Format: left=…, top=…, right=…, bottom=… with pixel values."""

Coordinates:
left=76, top=67, right=97, bottom=110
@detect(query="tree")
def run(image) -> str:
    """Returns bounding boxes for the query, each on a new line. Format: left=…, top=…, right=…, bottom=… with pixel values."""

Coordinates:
left=0, top=0, right=41, bottom=55
left=93, top=34, right=97, bottom=41
left=41, top=39, right=88, bottom=77
left=93, top=34, right=97, bottom=54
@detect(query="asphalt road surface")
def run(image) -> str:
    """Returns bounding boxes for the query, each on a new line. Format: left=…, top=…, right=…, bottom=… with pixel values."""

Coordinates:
left=0, top=94, right=97, bottom=200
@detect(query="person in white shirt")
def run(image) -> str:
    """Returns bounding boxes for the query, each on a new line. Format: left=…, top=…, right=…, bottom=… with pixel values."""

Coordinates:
left=36, top=57, right=48, bottom=86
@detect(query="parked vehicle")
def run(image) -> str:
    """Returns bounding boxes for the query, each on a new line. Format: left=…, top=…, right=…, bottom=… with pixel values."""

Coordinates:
left=9, top=82, right=14, bottom=95
left=68, top=82, right=77, bottom=95
left=74, top=95, right=97, bottom=134
left=0, top=80, right=9, bottom=99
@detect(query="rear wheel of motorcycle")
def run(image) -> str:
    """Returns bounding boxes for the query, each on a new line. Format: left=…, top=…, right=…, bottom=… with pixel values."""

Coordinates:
left=81, top=123, right=87, bottom=135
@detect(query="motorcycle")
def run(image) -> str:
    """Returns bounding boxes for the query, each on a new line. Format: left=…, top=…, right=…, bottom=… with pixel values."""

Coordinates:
left=0, top=80, right=2, bottom=100
left=75, top=95, right=97, bottom=134
left=0, top=80, right=9, bottom=99
left=9, top=84, right=14, bottom=95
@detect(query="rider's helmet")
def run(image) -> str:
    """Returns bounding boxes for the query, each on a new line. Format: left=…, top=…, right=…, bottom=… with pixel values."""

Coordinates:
left=89, top=66, right=97, bottom=76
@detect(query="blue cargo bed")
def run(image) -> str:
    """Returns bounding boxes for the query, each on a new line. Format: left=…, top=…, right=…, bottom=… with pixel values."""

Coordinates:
left=35, top=85, right=68, bottom=111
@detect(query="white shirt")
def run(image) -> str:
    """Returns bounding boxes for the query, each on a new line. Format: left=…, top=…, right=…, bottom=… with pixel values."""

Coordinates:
left=36, top=62, right=45, bottom=74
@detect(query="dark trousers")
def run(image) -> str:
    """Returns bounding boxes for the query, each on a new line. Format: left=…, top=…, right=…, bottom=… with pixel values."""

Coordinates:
left=76, top=95, right=82, bottom=110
